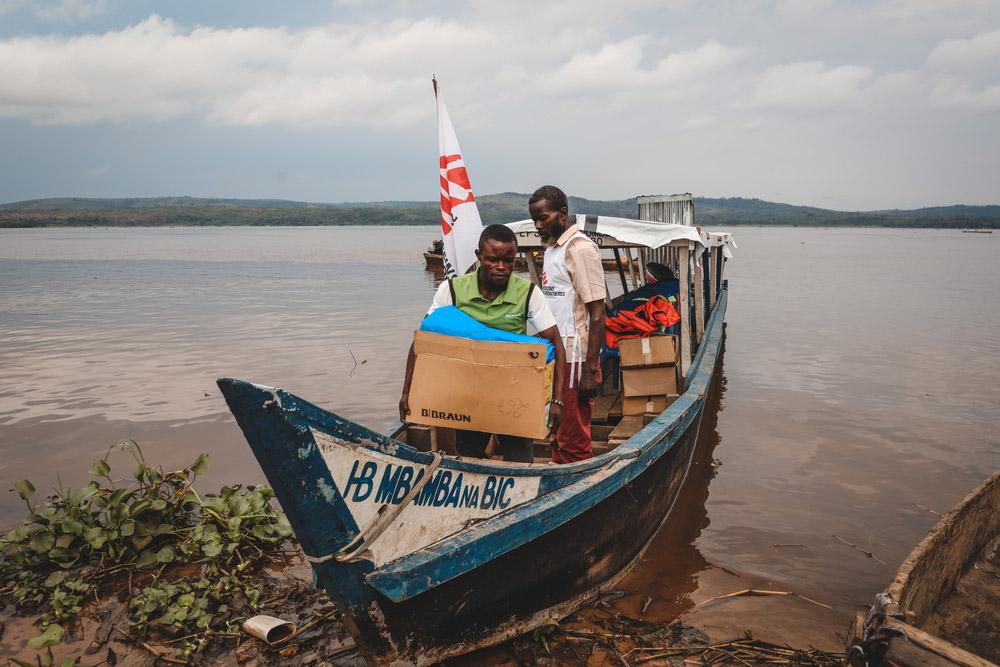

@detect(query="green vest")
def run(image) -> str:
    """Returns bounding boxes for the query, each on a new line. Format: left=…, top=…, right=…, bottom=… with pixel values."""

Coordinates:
left=450, top=270, right=534, bottom=334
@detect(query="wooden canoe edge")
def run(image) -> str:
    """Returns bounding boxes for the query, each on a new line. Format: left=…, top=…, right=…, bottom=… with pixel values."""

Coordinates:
left=887, top=471, right=1000, bottom=624
left=881, top=618, right=997, bottom=667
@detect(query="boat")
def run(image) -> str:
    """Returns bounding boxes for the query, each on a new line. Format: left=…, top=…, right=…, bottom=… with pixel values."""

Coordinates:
left=846, top=470, right=1000, bottom=666
left=961, top=229, right=994, bottom=234
left=219, top=203, right=734, bottom=665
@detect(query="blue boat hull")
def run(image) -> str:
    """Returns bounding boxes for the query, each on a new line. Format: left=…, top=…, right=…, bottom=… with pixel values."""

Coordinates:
left=218, top=286, right=728, bottom=665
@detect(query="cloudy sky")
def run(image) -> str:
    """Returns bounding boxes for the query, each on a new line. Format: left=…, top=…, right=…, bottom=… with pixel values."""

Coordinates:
left=0, top=0, right=998, bottom=209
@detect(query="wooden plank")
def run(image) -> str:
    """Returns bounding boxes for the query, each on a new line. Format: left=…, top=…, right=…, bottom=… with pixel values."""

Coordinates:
left=693, top=246, right=705, bottom=345
left=591, top=392, right=619, bottom=423
left=524, top=250, right=543, bottom=287
left=884, top=618, right=995, bottom=667
left=608, top=415, right=645, bottom=443
left=708, top=246, right=717, bottom=309
left=590, top=424, right=616, bottom=441
left=625, top=247, right=639, bottom=290
left=677, top=243, right=691, bottom=376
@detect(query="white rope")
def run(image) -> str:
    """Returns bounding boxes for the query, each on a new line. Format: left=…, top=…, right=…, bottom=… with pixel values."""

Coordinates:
left=304, top=451, right=444, bottom=564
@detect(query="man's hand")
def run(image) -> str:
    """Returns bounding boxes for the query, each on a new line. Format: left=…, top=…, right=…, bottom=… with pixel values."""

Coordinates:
left=398, top=393, right=410, bottom=423
left=577, top=367, right=601, bottom=402
left=547, top=403, right=562, bottom=438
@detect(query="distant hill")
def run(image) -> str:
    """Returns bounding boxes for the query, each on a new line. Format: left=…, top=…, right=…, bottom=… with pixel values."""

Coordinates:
left=1, top=194, right=997, bottom=228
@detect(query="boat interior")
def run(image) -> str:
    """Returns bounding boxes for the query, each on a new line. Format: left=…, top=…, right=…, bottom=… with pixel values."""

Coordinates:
left=395, top=214, right=732, bottom=467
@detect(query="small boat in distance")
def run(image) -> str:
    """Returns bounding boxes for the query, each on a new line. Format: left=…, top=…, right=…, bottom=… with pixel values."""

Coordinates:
left=961, top=228, right=994, bottom=233
left=847, top=470, right=1000, bottom=666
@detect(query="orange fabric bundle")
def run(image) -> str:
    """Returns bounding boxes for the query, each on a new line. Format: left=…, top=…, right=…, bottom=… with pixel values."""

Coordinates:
left=604, top=295, right=680, bottom=349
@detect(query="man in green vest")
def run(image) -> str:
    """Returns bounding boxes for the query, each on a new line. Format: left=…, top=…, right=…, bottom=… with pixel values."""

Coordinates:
left=399, top=224, right=566, bottom=462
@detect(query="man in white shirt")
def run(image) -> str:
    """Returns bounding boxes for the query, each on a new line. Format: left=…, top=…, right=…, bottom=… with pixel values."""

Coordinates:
left=529, top=186, right=607, bottom=463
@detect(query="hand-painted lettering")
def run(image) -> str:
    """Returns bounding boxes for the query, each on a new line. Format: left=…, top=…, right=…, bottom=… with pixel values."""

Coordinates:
left=340, top=459, right=525, bottom=512
left=498, top=477, right=515, bottom=509
left=444, top=472, right=464, bottom=507
left=433, top=471, right=453, bottom=506
left=392, top=465, right=414, bottom=503
left=344, top=459, right=377, bottom=502
left=481, top=476, right=496, bottom=510
left=374, top=463, right=402, bottom=504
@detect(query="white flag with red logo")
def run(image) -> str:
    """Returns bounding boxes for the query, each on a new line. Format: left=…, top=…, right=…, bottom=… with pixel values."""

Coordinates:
left=435, top=81, right=483, bottom=277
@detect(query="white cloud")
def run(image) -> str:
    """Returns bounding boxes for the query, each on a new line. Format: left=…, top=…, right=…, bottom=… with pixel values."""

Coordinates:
left=927, top=29, right=1000, bottom=71
left=0, top=15, right=747, bottom=128
left=928, top=77, right=1000, bottom=111
left=541, top=37, right=746, bottom=96
left=749, top=61, right=875, bottom=112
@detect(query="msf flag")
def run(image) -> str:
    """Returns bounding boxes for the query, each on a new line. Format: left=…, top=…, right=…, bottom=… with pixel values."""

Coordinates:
left=435, top=82, right=482, bottom=277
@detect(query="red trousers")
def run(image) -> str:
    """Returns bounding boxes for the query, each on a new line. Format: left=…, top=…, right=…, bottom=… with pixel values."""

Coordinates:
left=550, top=363, right=598, bottom=464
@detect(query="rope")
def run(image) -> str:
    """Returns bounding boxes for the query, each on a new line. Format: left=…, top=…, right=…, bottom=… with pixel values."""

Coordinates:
left=304, top=451, right=444, bottom=564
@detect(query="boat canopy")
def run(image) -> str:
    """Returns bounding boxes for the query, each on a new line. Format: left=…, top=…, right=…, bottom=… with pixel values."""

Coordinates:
left=506, top=214, right=706, bottom=251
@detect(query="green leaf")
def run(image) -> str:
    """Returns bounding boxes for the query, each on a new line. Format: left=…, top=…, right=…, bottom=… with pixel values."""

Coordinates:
left=61, top=658, right=79, bottom=667
left=83, top=526, right=107, bottom=549
left=135, top=549, right=158, bottom=569
left=190, top=453, right=210, bottom=476
left=156, top=545, right=175, bottom=564
left=119, top=520, right=136, bottom=537
left=27, top=623, right=64, bottom=649
left=149, top=499, right=167, bottom=511
left=48, top=547, right=79, bottom=567
left=89, top=459, right=111, bottom=477
left=55, top=534, right=75, bottom=549
left=15, top=479, right=36, bottom=501
left=201, top=542, right=222, bottom=558
left=29, top=529, right=55, bottom=554
left=44, top=571, right=68, bottom=587
left=62, top=518, right=84, bottom=535
left=66, top=483, right=99, bottom=507
left=275, top=515, right=293, bottom=538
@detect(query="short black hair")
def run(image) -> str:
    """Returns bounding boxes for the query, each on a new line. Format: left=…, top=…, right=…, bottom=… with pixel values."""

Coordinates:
left=479, top=223, right=517, bottom=249
left=528, top=185, right=568, bottom=213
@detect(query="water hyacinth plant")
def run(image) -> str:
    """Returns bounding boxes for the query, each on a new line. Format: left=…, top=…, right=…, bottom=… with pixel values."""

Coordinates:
left=0, top=440, right=295, bottom=659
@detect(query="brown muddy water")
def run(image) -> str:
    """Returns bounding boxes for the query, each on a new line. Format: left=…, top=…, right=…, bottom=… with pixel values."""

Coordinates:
left=2, top=226, right=999, bottom=661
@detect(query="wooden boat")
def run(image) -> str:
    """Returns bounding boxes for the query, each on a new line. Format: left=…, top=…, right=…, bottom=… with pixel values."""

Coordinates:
left=219, top=206, right=732, bottom=665
left=846, top=471, right=1000, bottom=666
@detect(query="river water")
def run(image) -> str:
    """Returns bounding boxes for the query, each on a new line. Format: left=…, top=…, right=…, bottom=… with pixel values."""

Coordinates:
left=1, top=226, right=998, bottom=652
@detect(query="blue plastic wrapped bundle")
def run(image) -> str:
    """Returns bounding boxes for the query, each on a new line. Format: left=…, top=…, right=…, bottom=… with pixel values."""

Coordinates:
left=419, top=306, right=555, bottom=363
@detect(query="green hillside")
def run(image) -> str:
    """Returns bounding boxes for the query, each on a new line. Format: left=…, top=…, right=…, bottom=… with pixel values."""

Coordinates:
left=0, top=194, right=997, bottom=228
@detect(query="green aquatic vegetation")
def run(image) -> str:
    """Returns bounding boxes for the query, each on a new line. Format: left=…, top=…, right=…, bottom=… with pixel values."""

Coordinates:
left=0, top=440, right=294, bottom=657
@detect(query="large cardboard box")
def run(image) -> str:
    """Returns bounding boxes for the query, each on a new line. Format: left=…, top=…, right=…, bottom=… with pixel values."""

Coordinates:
left=619, top=335, right=678, bottom=368
left=407, top=330, right=553, bottom=439
left=622, top=393, right=679, bottom=416
left=621, top=366, right=679, bottom=397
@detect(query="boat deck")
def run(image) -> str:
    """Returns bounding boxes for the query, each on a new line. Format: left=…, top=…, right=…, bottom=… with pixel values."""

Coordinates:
left=921, top=533, right=1000, bottom=664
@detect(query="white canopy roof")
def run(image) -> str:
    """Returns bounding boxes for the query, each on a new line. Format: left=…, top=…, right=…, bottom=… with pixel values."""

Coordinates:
left=506, top=214, right=706, bottom=251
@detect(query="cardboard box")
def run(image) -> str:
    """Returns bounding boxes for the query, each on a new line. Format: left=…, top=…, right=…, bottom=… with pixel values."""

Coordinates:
left=621, top=366, right=679, bottom=397
left=622, top=394, right=679, bottom=416
left=619, top=335, right=677, bottom=369
left=407, top=330, right=553, bottom=440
